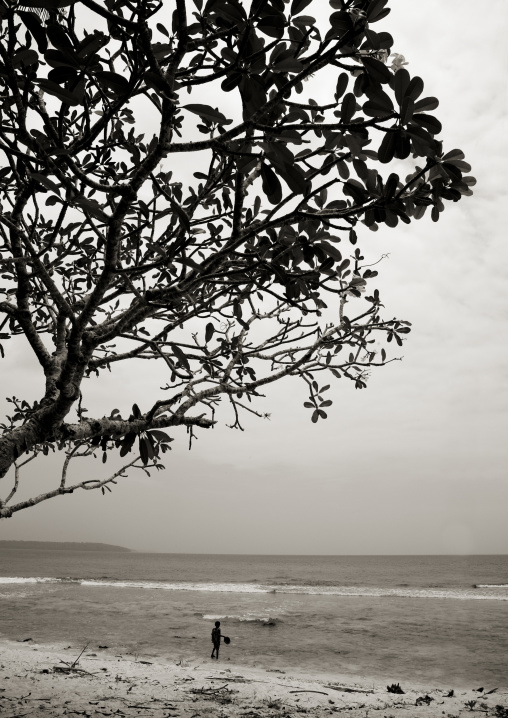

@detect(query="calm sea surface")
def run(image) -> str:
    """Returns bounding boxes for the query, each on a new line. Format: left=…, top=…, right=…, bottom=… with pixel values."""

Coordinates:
left=0, top=550, right=507, bottom=688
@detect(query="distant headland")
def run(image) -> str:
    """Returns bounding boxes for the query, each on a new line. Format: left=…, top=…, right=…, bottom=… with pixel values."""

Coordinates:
left=0, top=540, right=132, bottom=552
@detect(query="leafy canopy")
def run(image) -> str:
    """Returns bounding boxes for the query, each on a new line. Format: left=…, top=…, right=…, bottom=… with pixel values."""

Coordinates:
left=0, top=0, right=475, bottom=517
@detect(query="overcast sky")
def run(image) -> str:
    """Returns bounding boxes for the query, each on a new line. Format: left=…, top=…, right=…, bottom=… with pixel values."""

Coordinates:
left=1, top=1, right=507, bottom=555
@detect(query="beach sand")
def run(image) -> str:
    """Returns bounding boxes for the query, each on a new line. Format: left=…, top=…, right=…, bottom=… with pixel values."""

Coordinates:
left=1, top=639, right=506, bottom=718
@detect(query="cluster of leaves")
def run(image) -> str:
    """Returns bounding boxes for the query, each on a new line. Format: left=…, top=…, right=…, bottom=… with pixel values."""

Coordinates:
left=93, top=404, right=174, bottom=465
left=303, top=380, right=332, bottom=423
left=0, top=0, right=475, bottom=516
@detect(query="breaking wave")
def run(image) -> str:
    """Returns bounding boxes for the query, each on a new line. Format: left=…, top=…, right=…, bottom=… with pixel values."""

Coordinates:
left=1, top=576, right=507, bottom=600
left=475, top=584, right=508, bottom=589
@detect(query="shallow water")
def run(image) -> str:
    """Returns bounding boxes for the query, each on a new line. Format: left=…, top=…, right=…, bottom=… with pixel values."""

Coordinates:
left=0, top=550, right=507, bottom=687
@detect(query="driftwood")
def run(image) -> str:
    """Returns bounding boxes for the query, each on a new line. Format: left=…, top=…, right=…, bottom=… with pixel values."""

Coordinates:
left=53, top=664, right=96, bottom=677
left=325, top=685, right=374, bottom=694
left=51, top=642, right=97, bottom=676
left=205, top=676, right=250, bottom=683
left=290, top=690, right=329, bottom=696
left=191, top=683, right=230, bottom=694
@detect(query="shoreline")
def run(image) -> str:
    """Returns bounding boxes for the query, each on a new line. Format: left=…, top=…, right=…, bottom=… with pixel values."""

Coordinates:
left=1, top=639, right=506, bottom=718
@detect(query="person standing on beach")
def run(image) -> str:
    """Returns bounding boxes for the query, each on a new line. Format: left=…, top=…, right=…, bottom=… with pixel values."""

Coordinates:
left=211, top=620, right=222, bottom=659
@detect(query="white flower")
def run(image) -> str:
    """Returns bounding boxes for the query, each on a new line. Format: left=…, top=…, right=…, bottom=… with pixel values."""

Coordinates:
left=390, top=53, right=409, bottom=72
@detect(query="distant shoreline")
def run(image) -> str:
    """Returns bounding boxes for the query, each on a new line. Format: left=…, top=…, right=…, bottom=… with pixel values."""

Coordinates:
left=0, top=540, right=132, bottom=552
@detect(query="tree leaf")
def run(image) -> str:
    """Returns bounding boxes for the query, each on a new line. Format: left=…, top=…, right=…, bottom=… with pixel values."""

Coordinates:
left=44, top=47, right=79, bottom=69
left=221, top=71, right=242, bottom=92
left=278, top=162, right=309, bottom=195
left=147, top=430, right=173, bottom=443
left=156, top=22, right=170, bottom=37
left=94, top=71, right=130, bottom=95
left=37, top=78, right=82, bottom=106
left=170, top=343, right=191, bottom=372
left=205, top=322, right=215, bottom=343
left=335, top=72, right=348, bottom=100
left=442, top=148, right=465, bottom=162
left=412, top=113, right=442, bottom=135
left=239, top=75, right=267, bottom=116
left=48, top=66, right=77, bottom=84
left=440, top=163, right=462, bottom=182
left=47, top=22, right=74, bottom=52
left=273, top=57, right=303, bottom=73
left=18, top=12, right=48, bottom=53
left=317, top=241, right=342, bottom=261
left=400, top=96, right=414, bottom=124
left=329, top=11, right=353, bottom=34
left=30, top=173, right=61, bottom=195
left=406, top=76, right=424, bottom=101
left=119, top=433, right=136, bottom=457
left=144, top=71, right=173, bottom=97
left=214, top=0, right=246, bottom=23
left=413, top=96, right=439, bottom=113
left=445, top=159, right=471, bottom=172
left=292, top=14, right=316, bottom=28
left=340, top=92, right=356, bottom=122
left=363, top=100, right=393, bottom=118
left=378, top=131, right=397, bottom=163
left=77, top=31, right=108, bottom=59
left=394, top=67, right=410, bottom=105
left=343, top=180, right=368, bottom=204
left=394, top=129, right=411, bottom=159
left=366, top=0, right=390, bottom=22
left=384, top=172, right=399, bottom=199
left=362, top=56, right=392, bottom=84
left=72, top=196, right=109, bottom=222
left=260, top=163, right=283, bottom=204
left=257, top=15, right=285, bottom=38
left=184, top=103, right=231, bottom=125
left=365, top=84, right=394, bottom=111
left=139, top=436, right=149, bottom=465
left=12, top=49, right=39, bottom=67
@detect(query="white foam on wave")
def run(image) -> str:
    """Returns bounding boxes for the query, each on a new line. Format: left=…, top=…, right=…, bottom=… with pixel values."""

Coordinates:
left=81, top=580, right=269, bottom=592
left=66, top=580, right=508, bottom=600
left=202, top=613, right=282, bottom=623
left=0, top=577, right=57, bottom=584
left=476, top=584, right=508, bottom=589
left=0, top=577, right=507, bottom=600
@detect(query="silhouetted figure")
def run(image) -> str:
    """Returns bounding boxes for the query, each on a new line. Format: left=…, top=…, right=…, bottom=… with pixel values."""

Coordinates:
left=211, top=620, right=221, bottom=659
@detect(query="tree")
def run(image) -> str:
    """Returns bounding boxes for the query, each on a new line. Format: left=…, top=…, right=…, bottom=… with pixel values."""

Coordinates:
left=0, top=0, right=475, bottom=518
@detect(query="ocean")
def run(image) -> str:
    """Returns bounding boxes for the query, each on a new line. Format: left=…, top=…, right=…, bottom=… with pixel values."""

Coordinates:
left=0, top=550, right=507, bottom=688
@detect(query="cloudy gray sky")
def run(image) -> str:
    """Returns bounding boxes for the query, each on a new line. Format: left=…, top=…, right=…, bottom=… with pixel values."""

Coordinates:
left=1, top=1, right=507, bottom=555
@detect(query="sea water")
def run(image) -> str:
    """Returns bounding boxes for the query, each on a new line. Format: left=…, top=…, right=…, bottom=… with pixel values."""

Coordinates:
left=0, top=550, right=507, bottom=688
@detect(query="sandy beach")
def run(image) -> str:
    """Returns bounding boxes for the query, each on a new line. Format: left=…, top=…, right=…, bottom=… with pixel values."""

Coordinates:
left=1, top=639, right=506, bottom=718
